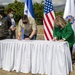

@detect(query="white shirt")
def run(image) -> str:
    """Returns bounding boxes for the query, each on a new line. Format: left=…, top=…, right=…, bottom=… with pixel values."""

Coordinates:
left=10, top=18, right=15, bottom=28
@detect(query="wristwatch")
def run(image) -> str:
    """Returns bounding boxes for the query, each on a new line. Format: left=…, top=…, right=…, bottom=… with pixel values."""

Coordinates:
left=29, top=36, right=31, bottom=40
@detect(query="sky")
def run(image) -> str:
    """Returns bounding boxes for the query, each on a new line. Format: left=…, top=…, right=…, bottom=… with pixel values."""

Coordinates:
left=0, top=0, right=66, bottom=6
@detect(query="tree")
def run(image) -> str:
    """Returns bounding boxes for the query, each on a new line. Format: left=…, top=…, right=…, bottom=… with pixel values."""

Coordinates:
left=14, top=0, right=17, bottom=3
left=33, top=2, right=44, bottom=25
left=55, top=11, right=64, bottom=17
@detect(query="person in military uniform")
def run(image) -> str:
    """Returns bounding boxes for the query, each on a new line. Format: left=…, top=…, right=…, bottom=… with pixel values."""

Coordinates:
left=17, top=15, right=37, bottom=40
left=0, top=12, right=9, bottom=40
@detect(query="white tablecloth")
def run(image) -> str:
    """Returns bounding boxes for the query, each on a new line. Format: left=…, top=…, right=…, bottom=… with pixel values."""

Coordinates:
left=0, top=39, right=72, bottom=75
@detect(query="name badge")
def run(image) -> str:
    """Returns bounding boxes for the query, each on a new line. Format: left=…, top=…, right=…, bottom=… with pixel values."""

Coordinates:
left=0, top=22, right=2, bottom=26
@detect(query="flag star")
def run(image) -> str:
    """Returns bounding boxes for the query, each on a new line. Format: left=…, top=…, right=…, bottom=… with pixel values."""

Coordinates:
left=47, top=2, right=48, bottom=4
left=44, top=0, right=54, bottom=14
left=49, top=3, right=50, bottom=4
left=48, top=6, right=50, bottom=8
left=25, top=10, right=28, bottom=14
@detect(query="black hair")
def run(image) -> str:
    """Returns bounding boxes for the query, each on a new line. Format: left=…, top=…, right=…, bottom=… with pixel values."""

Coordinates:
left=7, top=8, right=13, bottom=14
left=22, top=15, right=28, bottom=20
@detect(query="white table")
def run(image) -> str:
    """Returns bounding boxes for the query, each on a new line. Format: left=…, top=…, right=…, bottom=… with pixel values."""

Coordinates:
left=0, top=39, right=72, bottom=75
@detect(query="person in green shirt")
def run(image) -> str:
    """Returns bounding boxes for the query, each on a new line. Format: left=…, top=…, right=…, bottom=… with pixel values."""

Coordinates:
left=53, top=16, right=75, bottom=56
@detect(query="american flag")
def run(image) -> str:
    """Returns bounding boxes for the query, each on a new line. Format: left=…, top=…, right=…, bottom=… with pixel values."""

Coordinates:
left=43, top=0, right=55, bottom=40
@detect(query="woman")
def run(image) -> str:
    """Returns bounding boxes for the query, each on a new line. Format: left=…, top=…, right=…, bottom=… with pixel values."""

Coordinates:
left=53, top=16, right=75, bottom=56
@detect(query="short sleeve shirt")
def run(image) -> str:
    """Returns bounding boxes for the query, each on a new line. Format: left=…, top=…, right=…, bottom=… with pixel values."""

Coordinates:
left=18, top=17, right=37, bottom=36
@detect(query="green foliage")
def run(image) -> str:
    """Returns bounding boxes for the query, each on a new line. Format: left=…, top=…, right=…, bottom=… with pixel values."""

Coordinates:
left=55, top=11, right=64, bottom=17
left=14, top=0, right=17, bottom=3
left=33, top=2, right=44, bottom=25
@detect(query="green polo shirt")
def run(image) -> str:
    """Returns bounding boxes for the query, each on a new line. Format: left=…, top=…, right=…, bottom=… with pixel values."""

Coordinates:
left=53, top=22, right=75, bottom=48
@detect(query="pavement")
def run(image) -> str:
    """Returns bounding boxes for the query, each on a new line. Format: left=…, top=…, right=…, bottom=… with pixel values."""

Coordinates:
left=70, top=63, right=75, bottom=75
left=0, top=64, right=75, bottom=75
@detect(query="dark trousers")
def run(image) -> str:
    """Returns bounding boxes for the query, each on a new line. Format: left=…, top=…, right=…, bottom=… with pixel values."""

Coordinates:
left=70, top=46, right=73, bottom=59
left=24, top=34, right=37, bottom=40
left=9, top=30, right=16, bottom=39
left=0, top=37, right=6, bottom=40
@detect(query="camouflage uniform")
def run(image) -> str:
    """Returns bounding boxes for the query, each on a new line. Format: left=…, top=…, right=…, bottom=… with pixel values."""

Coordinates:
left=0, top=18, right=9, bottom=40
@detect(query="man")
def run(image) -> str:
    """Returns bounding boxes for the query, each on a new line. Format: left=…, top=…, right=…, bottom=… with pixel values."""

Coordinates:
left=6, top=8, right=16, bottom=39
left=17, top=15, right=37, bottom=40
left=0, top=12, right=9, bottom=40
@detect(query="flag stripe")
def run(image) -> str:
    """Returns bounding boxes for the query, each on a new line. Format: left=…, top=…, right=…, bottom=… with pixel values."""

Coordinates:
left=44, top=29, right=49, bottom=40
left=44, top=18, right=53, bottom=39
left=43, top=0, right=55, bottom=40
left=44, top=22, right=52, bottom=40
left=44, top=14, right=53, bottom=40
left=46, top=14, right=53, bottom=30
left=44, top=26, right=52, bottom=40
left=44, top=14, right=53, bottom=36
left=50, top=11, right=55, bottom=21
